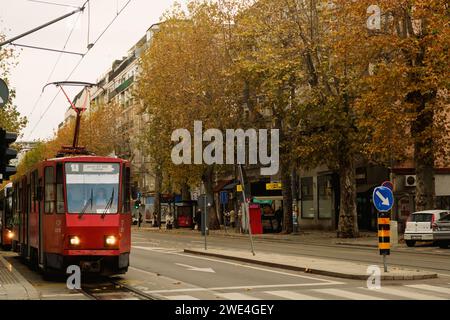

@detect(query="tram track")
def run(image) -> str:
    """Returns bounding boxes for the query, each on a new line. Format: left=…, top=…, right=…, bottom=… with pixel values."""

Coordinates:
left=79, top=278, right=160, bottom=300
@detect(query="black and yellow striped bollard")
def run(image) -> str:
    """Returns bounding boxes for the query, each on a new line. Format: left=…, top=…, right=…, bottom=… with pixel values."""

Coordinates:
left=378, top=213, right=390, bottom=272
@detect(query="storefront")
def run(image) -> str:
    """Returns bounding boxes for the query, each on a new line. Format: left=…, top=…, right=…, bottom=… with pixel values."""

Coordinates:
left=298, top=171, right=339, bottom=230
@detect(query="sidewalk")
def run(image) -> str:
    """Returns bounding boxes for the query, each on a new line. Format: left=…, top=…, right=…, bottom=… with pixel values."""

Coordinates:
left=135, top=225, right=381, bottom=247
left=0, top=253, right=39, bottom=300
left=184, top=248, right=437, bottom=281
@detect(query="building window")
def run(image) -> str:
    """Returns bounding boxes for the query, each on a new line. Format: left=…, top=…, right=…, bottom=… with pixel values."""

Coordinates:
left=318, top=175, right=333, bottom=219
left=301, top=177, right=314, bottom=219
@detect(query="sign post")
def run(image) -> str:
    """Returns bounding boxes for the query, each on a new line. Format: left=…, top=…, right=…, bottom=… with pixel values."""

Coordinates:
left=198, top=194, right=212, bottom=250
left=373, top=185, right=394, bottom=272
left=0, top=79, right=9, bottom=108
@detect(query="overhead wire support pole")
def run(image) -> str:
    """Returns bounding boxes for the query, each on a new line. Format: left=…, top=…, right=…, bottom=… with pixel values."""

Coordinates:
left=11, top=43, right=85, bottom=57
left=238, top=164, right=255, bottom=256
left=0, top=3, right=87, bottom=48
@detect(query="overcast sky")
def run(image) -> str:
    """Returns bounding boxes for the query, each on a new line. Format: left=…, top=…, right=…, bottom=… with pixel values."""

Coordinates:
left=1, top=0, right=185, bottom=141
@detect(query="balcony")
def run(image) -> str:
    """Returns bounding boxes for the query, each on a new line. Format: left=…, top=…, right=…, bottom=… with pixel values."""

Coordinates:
left=108, top=76, right=134, bottom=101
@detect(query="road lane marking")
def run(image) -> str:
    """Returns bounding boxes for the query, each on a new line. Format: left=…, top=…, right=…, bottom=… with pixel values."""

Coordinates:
left=144, top=282, right=343, bottom=294
left=313, top=288, right=385, bottom=300
left=405, top=284, right=450, bottom=296
left=131, top=246, right=343, bottom=285
left=265, top=290, right=323, bottom=300
left=359, top=286, right=445, bottom=300
left=166, top=295, right=200, bottom=300
left=175, top=263, right=215, bottom=273
left=215, top=292, right=261, bottom=300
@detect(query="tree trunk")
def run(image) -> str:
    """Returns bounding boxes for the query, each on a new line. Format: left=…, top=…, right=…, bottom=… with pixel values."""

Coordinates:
left=154, top=165, right=162, bottom=229
left=181, top=182, right=190, bottom=201
left=413, top=99, right=435, bottom=211
left=276, top=115, right=293, bottom=234
left=281, top=157, right=293, bottom=234
left=337, top=155, right=359, bottom=238
left=202, top=166, right=220, bottom=230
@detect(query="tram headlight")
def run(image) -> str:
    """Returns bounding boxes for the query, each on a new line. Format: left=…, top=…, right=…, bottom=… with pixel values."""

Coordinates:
left=69, top=236, right=81, bottom=246
left=7, top=231, right=14, bottom=239
left=105, top=235, right=117, bottom=246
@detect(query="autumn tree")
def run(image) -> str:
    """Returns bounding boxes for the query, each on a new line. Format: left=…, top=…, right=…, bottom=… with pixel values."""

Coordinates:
left=331, top=0, right=450, bottom=212
left=0, top=31, right=27, bottom=134
left=137, top=1, right=243, bottom=229
left=13, top=101, right=124, bottom=178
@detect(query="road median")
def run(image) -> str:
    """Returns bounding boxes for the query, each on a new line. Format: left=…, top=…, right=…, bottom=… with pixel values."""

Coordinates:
left=184, top=248, right=437, bottom=281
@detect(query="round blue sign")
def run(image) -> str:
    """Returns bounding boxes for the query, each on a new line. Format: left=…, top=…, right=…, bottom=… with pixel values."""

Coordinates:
left=373, top=186, right=394, bottom=212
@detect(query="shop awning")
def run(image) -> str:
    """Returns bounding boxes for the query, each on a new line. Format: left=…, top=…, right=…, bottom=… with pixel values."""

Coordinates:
left=223, top=181, right=239, bottom=191
left=253, top=198, right=273, bottom=205
left=213, top=180, right=233, bottom=193
left=253, top=196, right=283, bottom=201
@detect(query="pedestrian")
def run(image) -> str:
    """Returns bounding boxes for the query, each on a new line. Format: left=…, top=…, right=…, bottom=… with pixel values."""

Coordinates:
left=166, top=211, right=174, bottom=230
left=275, top=207, right=283, bottom=233
left=224, top=210, right=230, bottom=226
left=237, top=208, right=243, bottom=233
left=229, top=209, right=236, bottom=228
left=138, top=211, right=143, bottom=228
left=195, top=209, right=202, bottom=231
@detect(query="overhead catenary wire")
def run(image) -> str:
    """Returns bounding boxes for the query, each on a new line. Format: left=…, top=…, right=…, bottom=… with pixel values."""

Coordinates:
left=26, top=0, right=134, bottom=140
left=27, top=10, right=83, bottom=119
left=26, top=0, right=82, bottom=10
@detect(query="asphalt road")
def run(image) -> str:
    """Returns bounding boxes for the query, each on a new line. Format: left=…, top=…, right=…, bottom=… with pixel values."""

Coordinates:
left=121, top=230, right=450, bottom=300
left=130, top=230, right=450, bottom=276
left=3, top=229, right=450, bottom=300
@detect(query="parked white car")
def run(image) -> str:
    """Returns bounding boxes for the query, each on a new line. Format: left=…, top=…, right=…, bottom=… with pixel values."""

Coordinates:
left=433, top=214, right=450, bottom=248
left=404, top=210, right=450, bottom=247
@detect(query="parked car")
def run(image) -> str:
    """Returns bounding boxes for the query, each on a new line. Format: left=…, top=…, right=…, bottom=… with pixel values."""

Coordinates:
left=404, top=210, right=450, bottom=247
left=433, top=214, right=450, bottom=248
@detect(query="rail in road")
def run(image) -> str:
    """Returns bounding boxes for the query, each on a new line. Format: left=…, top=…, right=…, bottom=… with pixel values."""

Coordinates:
left=79, top=278, right=161, bottom=300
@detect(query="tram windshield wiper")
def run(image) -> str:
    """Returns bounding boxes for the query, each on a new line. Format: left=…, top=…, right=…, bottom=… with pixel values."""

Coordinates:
left=79, top=188, right=93, bottom=218
left=101, top=189, right=114, bottom=219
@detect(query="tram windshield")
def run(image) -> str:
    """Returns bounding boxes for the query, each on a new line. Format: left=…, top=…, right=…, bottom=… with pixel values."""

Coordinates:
left=65, top=163, right=120, bottom=214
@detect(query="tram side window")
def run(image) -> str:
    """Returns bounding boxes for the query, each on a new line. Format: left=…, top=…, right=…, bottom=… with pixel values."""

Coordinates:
left=56, top=164, right=65, bottom=213
left=45, top=167, right=55, bottom=214
left=122, top=165, right=131, bottom=213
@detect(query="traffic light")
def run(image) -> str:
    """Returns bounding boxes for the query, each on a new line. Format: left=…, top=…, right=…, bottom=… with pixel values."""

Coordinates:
left=134, top=199, right=141, bottom=209
left=0, top=128, right=18, bottom=182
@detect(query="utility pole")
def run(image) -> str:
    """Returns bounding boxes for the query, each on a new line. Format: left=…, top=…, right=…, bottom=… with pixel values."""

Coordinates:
left=0, top=3, right=87, bottom=48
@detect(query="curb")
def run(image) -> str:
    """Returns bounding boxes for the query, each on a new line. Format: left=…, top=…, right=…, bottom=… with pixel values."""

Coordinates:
left=138, top=229, right=378, bottom=248
left=184, top=249, right=438, bottom=281
left=0, top=254, right=40, bottom=300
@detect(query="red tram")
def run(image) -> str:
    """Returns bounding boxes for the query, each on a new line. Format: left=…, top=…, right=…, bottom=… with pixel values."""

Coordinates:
left=10, top=156, right=131, bottom=275
left=0, top=183, right=14, bottom=249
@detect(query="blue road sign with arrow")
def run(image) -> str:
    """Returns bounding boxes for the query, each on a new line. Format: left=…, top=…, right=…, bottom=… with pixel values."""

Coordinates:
left=373, top=186, right=394, bottom=212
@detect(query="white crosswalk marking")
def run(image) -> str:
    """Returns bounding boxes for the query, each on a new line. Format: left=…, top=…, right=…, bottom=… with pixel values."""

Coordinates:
left=215, top=293, right=261, bottom=300
left=314, top=288, right=385, bottom=300
left=167, top=295, right=200, bottom=300
left=405, top=284, right=450, bottom=297
left=360, top=287, right=445, bottom=300
left=265, top=290, right=323, bottom=300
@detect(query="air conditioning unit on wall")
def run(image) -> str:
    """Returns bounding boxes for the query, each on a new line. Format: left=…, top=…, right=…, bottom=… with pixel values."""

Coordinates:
left=405, top=175, right=417, bottom=187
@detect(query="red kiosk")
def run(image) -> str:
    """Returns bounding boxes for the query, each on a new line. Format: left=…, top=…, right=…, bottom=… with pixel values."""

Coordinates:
left=248, top=204, right=263, bottom=234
